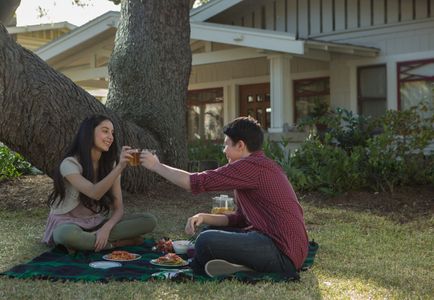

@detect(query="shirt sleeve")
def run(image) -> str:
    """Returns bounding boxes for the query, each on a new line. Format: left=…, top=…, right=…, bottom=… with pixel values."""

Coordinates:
left=189, top=159, right=260, bottom=194
left=59, top=157, right=82, bottom=177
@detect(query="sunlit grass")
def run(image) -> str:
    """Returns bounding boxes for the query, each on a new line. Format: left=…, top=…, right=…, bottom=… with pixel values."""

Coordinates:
left=1, top=198, right=433, bottom=299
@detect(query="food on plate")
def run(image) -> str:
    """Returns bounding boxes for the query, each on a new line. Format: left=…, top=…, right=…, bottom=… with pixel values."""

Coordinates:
left=153, top=238, right=174, bottom=253
left=105, top=250, right=137, bottom=261
left=154, top=253, right=185, bottom=265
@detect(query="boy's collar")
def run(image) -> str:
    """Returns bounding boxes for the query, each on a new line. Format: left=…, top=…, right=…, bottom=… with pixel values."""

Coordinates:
left=248, top=150, right=264, bottom=157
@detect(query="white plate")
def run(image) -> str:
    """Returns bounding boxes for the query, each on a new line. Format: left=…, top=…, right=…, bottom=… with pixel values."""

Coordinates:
left=89, top=261, right=122, bottom=269
left=102, top=253, right=141, bottom=262
left=150, top=258, right=189, bottom=267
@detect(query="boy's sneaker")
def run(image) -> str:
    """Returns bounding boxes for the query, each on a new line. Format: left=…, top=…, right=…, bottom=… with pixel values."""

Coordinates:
left=205, top=259, right=253, bottom=277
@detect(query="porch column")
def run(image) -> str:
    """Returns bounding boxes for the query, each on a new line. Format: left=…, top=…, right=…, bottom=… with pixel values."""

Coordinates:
left=386, top=61, right=398, bottom=110
left=268, top=54, right=292, bottom=133
left=223, top=83, right=237, bottom=125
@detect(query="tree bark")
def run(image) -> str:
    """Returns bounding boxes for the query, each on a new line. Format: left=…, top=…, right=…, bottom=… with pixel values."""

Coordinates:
left=0, top=0, right=21, bottom=25
left=0, top=24, right=159, bottom=192
left=1, top=0, right=193, bottom=192
left=106, top=0, right=191, bottom=169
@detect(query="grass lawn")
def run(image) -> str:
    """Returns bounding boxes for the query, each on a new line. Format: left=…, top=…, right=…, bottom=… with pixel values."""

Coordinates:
left=0, top=179, right=433, bottom=299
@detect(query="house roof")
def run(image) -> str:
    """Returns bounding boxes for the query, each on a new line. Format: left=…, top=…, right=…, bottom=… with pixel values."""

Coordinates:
left=36, top=11, right=118, bottom=61
left=6, top=21, right=76, bottom=34
left=303, top=39, right=379, bottom=57
left=191, top=21, right=304, bottom=54
left=190, top=0, right=242, bottom=22
left=36, top=10, right=378, bottom=64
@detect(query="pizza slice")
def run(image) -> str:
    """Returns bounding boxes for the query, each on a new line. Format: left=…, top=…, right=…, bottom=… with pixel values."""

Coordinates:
left=155, top=253, right=185, bottom=265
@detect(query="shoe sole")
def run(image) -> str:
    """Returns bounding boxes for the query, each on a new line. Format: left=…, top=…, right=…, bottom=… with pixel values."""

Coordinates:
left=205, top=259, right=253, bottom=277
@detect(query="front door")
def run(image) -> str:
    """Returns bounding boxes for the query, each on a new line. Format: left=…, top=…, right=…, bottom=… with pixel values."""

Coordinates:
left=239, top=83, right=270, bottom=130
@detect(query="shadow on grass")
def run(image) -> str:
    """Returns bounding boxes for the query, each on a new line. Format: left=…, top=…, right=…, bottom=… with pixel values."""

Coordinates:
left=304, top=203, right=433, bottom=298
left=299, top=185, right=434, bottom=226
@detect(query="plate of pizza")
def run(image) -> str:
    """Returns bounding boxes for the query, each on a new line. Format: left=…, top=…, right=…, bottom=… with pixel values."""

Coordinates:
left=150, top=253, right=188, bottom=267
left=103, top=250, right=141, bottom=262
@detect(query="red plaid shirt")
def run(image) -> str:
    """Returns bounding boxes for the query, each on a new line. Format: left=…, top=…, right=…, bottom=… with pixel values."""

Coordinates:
left=190, top=151, right=308, bottom=270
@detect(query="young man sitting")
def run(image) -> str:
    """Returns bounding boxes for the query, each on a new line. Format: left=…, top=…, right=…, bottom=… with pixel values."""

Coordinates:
left=140, top=117, right=308, bottom=278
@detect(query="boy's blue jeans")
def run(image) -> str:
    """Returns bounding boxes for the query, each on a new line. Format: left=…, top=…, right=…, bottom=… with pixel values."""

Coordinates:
left=190, top=227, right=297, bottom=277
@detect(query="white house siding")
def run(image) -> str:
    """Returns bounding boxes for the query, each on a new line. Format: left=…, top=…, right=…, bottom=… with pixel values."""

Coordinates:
left=290, top=57, right=329, bottom=73
left=329, top=55, right=354, bottom=112
left=190, top=56, right=329, bottom=85
left=315, top=19, right=434, bottom=55
left=190, top=57, right=269, bottom=84
left=320, top=18, right=434, bottom=112
left=209, top=0, right=434, bottom=39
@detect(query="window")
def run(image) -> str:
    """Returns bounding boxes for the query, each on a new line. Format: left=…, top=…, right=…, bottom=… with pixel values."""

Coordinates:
left=187, top=88, right=224, bottom=141
left=398, top=59, right=434, bottom=117
left=294, top=77, right=330, bottom=123
left=239, top=83, right=270, bottom=129
left=358, top=65, right=387, bottom=118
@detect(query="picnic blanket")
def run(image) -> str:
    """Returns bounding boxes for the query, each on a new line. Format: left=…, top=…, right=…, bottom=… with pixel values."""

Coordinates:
left=1, top=240, right=318, bottom=283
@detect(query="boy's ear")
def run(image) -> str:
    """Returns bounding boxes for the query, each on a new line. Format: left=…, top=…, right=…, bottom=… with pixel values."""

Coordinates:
left=236, top=140, right=247, bottom=151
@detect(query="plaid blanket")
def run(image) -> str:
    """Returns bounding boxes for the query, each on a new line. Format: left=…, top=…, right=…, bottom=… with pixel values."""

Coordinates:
left=1, top=240, right=318, bottom=283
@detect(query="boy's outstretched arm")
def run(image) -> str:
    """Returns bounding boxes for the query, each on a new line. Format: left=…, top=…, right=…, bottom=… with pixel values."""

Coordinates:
left=140, top=150, right=191, bottom=191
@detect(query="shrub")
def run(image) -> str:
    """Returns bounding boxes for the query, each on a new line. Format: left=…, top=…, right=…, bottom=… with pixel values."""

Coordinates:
left=289, top=137, right=366, bottom=195
left=325, top=108, right=373, bottom=153
left=187, top=140, right=226, bottom=166
left=364, top=104, right=434, bottom=192
left=0, top=144, right=33, bottom=181
left=266, top=103, right=433, bottom=195
left=263, top=138, right=312, bottom=190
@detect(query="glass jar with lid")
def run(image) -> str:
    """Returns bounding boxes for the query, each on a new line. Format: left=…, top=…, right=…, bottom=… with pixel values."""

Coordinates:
left=211, top=194, right=235, bottom=214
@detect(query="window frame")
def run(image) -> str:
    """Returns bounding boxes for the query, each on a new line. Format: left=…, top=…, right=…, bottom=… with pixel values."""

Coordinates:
left=186, top=87, right=224, bottom=141
left=293, top=76, right=330, bottom=123
left=397, top=58, right=434, bottom=111
left=357, top=64, right=387, bottom=117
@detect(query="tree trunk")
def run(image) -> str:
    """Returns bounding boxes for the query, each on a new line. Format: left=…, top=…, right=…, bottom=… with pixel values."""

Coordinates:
left=0, top=24, right=158, bottom=192
left=0, top=0, right=21, bottom=25
left=0, top=0, right=194, bottom=193
left=106, top=0, right=191, bottom=169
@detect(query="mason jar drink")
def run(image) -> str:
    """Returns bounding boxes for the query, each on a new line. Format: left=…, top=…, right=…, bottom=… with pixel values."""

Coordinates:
left=128, top=149, right=141, bottom=166
left=211, top=195, right=235, bottom=214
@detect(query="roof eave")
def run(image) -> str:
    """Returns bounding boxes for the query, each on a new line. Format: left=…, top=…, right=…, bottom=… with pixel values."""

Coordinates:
left=190, top=0, right=243, bottom=22
left=6, top=21, right=77, bottom=34
left=191, top=22, right=305, bottom=55
left=304, top=39, right=380, bottom=57
left=35, top=11, right=119, bottom=61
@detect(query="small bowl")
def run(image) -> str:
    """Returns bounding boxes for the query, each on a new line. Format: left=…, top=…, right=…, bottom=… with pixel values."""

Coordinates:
left=172, top=240, right=192, bottom=255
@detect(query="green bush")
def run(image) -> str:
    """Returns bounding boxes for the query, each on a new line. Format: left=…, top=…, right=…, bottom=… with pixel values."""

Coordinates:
left=0, top=144, right=33, bottom=181
left=288, top=137, right=366, bottom=195
left=264, top=136, right=366, bottom=195
left=263, top=138, right=312, bottom=190
left=187, top=140, right=226, bottom=166
left=326, top=108, right=373, bottom=152
left=265, top=103, right=434, bottom=195
left=364, top=105, right=434, bottom=192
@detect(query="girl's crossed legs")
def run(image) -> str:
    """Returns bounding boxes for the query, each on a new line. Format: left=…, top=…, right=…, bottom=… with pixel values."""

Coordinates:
left=52, top=213, right=156, bottom=251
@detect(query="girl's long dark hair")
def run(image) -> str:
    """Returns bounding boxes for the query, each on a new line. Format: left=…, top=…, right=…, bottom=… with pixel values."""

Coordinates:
left=48, top=115, right=118, bottom=215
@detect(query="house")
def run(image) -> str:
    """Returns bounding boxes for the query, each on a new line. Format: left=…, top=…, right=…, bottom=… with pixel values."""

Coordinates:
left=7, top=0, right=434, bottom=144
left=7, top=21, right=76, bottom=51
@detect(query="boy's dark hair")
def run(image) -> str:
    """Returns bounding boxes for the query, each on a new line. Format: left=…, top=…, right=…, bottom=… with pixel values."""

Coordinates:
left=223, top=116, right=264, bottom=152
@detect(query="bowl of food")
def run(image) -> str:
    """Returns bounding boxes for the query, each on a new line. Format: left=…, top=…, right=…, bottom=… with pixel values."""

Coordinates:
left=172, top=240, right=192, bottom=255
